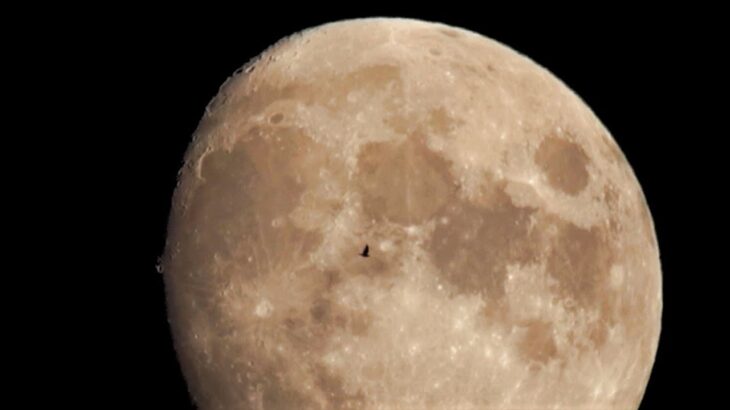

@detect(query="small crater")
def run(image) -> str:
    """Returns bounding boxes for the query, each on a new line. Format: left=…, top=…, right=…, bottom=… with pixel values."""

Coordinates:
left=429, top=48, right=442, bottom=56
left=535, top=135, right=590, bottom=195
left=379, top=239, right=395, bottom=252
left=254, top=299, right=273, bottom=318
left=310, top=298, right=331, bottom=323
left=269, top=112, right=284, bottom=124
left=244, top=61, right=257, bottom=74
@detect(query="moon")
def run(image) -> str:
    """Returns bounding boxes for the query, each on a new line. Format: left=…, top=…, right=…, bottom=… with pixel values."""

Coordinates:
left=161, top=18, right=662, bottom=409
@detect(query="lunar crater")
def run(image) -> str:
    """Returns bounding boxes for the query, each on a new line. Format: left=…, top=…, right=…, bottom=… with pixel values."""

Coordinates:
left=535, top=134, right=591, bottom=196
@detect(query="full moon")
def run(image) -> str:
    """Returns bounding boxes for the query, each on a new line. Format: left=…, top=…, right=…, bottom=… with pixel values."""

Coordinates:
left=162, top=18, right=662, bottom=409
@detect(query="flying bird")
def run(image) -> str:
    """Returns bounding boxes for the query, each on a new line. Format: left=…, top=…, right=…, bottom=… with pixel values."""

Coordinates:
left=360, top=244, right=369, bottom=257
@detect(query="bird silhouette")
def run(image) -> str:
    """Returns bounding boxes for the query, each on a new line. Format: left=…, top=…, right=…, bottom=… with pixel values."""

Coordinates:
left=360, top=244, right=369, bottom=257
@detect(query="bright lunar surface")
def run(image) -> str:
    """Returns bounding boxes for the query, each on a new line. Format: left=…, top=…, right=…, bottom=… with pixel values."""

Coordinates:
left=162, top=18, right=662, bottom=410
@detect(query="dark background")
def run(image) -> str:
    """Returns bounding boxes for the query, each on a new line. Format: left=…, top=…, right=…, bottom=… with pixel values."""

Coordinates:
left=118, top=6, right=716, bottom=409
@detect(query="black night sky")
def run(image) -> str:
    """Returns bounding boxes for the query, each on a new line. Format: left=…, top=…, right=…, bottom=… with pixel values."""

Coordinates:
left=101, top=5, right=718, bottom=409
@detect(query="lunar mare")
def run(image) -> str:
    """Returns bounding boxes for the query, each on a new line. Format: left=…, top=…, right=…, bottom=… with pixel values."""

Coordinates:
left=162, top=18, right=662, bottom=409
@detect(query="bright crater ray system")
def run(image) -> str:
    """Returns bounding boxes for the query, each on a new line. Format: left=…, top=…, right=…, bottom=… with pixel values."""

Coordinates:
left=162, top=17, right=662, bottom=410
